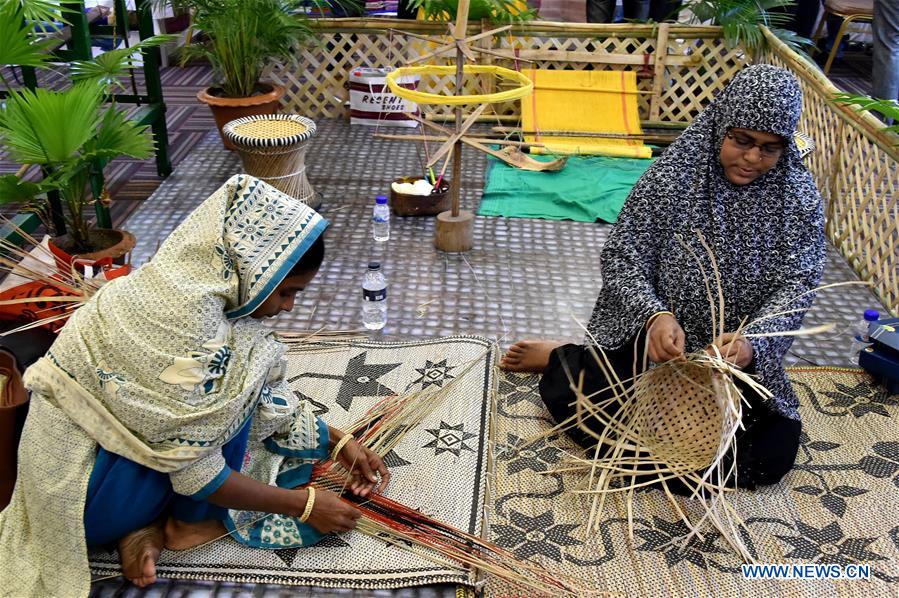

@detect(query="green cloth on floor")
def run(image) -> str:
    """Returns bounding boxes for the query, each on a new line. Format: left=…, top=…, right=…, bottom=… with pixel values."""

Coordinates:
left=479, top=153, right=654, bottom=223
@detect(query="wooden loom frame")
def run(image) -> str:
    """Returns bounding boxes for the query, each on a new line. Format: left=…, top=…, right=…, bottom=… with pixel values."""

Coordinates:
left=263, top=19, right=897, bottom=314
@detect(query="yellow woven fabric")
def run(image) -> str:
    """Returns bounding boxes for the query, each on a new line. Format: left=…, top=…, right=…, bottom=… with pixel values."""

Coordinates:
left=386, top=65, right=533, bottom=106
left=521, top=69, right=653, bottom=159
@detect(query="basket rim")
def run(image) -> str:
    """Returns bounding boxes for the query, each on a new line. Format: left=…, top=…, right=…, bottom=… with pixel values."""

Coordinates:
left=223, top=114, right=317, bottom=148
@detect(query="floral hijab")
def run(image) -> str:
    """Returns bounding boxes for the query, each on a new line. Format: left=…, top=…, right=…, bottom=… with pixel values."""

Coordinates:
left=586, top=65, right=826, bottom=420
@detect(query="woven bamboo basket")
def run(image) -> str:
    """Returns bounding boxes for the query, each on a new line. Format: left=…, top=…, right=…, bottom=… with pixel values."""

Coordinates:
left=265, top=19, right=897, bottom=315
left=222, top=114, right=318, bottom=205
left=631, top=360, right=733, bottom=472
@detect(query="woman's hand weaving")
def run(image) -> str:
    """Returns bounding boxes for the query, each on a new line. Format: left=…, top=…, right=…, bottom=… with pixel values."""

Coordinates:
left=647, top=313, right=686, bottom=363
left=304, top=488, right=362, bottom=534
left=332, top=432, right=391, bottom=498
left=706, top=332, right=753, bottom=370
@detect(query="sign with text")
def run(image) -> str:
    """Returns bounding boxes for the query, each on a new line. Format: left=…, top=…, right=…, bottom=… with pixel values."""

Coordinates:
left=349, top=67, right=420, bottom=128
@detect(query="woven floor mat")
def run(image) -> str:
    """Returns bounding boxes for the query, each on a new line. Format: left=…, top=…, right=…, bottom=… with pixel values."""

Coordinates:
left=90, top=336, right=495, bottom=590
left=487, top=367, right=899, bottom=597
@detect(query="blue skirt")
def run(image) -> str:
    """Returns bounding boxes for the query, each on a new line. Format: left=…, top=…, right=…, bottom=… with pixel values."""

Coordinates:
left=83, top=419, right=252, bottom=547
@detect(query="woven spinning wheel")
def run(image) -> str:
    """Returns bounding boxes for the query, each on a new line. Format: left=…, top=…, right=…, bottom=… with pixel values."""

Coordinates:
left=223, top=115, right=318, bottom=204
left=630, top=361, right=733, bottom=472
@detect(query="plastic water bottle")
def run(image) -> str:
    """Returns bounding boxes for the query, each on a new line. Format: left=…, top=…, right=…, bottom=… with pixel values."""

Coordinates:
left=372, top=195, right=390, bottom=242
left=848, top=309, right=880, bottom=364
left=362, top=262, right=387, bottom=330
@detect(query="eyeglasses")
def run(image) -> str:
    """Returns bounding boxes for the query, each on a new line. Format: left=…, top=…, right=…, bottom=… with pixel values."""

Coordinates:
left=725, top=132, right=785, bottom=159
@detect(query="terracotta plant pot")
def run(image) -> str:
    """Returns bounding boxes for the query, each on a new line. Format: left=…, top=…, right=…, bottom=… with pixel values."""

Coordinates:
left=197, top=83, right=286, bottom=150
left=390, top=177, right=452, bottom=217
left=0, top=352, right=29, bottom=510
left=49, top=228, right=136, bottom=268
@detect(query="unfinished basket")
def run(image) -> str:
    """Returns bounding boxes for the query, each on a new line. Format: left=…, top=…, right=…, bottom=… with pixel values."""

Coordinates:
left=630, top=360, right=734, bottom=473
left=222, top=114, right=318, bottom=205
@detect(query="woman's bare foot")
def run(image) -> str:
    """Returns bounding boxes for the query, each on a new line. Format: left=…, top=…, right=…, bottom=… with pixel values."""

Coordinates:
left=500, top=340, right=564, bottom=373
left=118, top=522, right=164, bottom=588
left=164, top=517, right=227, bottom=551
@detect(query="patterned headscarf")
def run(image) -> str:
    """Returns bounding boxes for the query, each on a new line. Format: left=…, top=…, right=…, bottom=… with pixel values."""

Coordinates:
left=587, top=65, right=826, bottom=420
left=6, top=176, right=328, bottom=597
left=26, top=175, right=328, bottom=470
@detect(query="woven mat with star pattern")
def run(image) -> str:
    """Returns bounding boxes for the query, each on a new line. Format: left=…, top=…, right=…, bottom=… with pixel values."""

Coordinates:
left=489, top=366, right=899, bottom=597
left=89, top=336, right=493, bottom=590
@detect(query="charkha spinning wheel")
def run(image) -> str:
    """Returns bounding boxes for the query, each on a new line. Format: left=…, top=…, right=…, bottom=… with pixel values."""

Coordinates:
left=377, top=0, right=561, bottom=252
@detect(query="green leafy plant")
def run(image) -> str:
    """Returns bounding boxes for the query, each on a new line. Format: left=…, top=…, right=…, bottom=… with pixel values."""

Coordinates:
left=0, top=1, right=169, bottom=252
left=833, top=93, right=899, bottom=136
left=171, top=0, right=355, bottom=98
left=0, top=1, right=61, bottom=70
left=409, top=0, right=536, bottom=23
left=684, top=0, right=813, bottom=56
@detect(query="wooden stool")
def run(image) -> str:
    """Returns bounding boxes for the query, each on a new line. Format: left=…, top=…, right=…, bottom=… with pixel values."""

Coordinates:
left=813, top=0, right=874, bottom=75
left=223, top=114, right=318, bottom=204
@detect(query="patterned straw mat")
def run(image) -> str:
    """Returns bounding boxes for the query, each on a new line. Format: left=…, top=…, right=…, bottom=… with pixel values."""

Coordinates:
left=90, top=336, right=495, bottom=590
left=488, top=366, right=899, bottom=597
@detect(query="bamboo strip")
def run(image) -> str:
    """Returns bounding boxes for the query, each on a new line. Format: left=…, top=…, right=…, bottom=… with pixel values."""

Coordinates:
left=372, top=133, right=544, bottom=148
left=491, top=126, right=677, bottom=143
left=649, top=23, right=670, bottom=121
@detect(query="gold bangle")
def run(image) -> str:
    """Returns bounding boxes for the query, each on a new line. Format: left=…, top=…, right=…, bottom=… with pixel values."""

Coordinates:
left=331, top=432, right=354, bottom=462
left=299, top=486, right=316, bottom=523
left=646, top=310, right=675, bottom=329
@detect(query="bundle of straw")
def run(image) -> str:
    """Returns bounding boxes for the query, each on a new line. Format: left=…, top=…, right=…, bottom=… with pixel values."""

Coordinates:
left=555, top=344, right=757, bottom=562
left=0, top=221, right=101, bottom=336
left=289, top=347, right=594, bottom=596
left=222, top=115, right=318, bottom=205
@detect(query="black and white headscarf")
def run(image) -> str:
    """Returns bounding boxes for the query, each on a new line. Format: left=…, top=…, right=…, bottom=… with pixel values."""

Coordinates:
left=586, top=64, right=826, bottom=420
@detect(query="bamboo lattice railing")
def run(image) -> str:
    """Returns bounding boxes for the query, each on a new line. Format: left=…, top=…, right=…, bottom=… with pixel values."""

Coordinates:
left=760, top=29, right=898, bottom=316
left=267, top=20, right=749, bottom=124
left=267, top=20, right=897, bottom=314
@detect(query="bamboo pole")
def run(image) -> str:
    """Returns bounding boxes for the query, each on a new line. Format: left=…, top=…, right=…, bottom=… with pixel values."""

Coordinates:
left=372, top=133, right=545, bottom=148
left=491, top=126, right=678, bottom=144
left=450, top=0, right=471, bottom=219
left=649, top=23, right=670, bottom=122
left=510, top=49, right=700, bottom=67
left=426, top=113, right=518, bottom=123
left=308, top=18, right=725, bottom=38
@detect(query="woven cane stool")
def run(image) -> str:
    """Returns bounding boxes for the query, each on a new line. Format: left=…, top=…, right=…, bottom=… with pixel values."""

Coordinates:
left=223, top=114, right=318, bottom=205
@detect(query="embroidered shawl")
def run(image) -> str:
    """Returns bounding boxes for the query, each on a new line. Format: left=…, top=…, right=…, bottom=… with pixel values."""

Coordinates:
left=0, top=175, right=328, bottom=596
left=586, top=65, right=826, bottom=420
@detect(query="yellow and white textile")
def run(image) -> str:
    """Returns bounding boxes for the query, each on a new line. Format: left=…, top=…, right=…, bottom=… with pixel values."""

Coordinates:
left=522, top=69, right=653, bottom=159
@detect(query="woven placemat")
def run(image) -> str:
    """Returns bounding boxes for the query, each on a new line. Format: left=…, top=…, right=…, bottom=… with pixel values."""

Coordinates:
left=90, top=336, right=495, bottom=590
left=487, top=366, right=899, bottom=597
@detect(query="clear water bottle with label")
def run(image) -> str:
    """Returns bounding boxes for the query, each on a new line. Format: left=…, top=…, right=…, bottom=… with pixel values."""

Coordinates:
left=362, top=262, right=387, bottom=330
left=372, top=195, right=390, bottom=242
left=848, top=309, right=879, bottom=364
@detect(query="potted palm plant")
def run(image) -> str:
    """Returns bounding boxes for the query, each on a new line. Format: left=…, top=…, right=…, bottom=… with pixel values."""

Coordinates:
left=0, top=1, right=168, bottom=261
left=175, top=0, right=335, bottom=149
left=682, top=0, right=813, bottom=57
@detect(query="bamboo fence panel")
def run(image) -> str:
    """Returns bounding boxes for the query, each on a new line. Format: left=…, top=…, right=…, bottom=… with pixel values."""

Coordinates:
left=266, top=20, right=748, bottom=124
left=265, top=19, right=896, bottom=314
left=761, top=29, right=898, bottom=315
